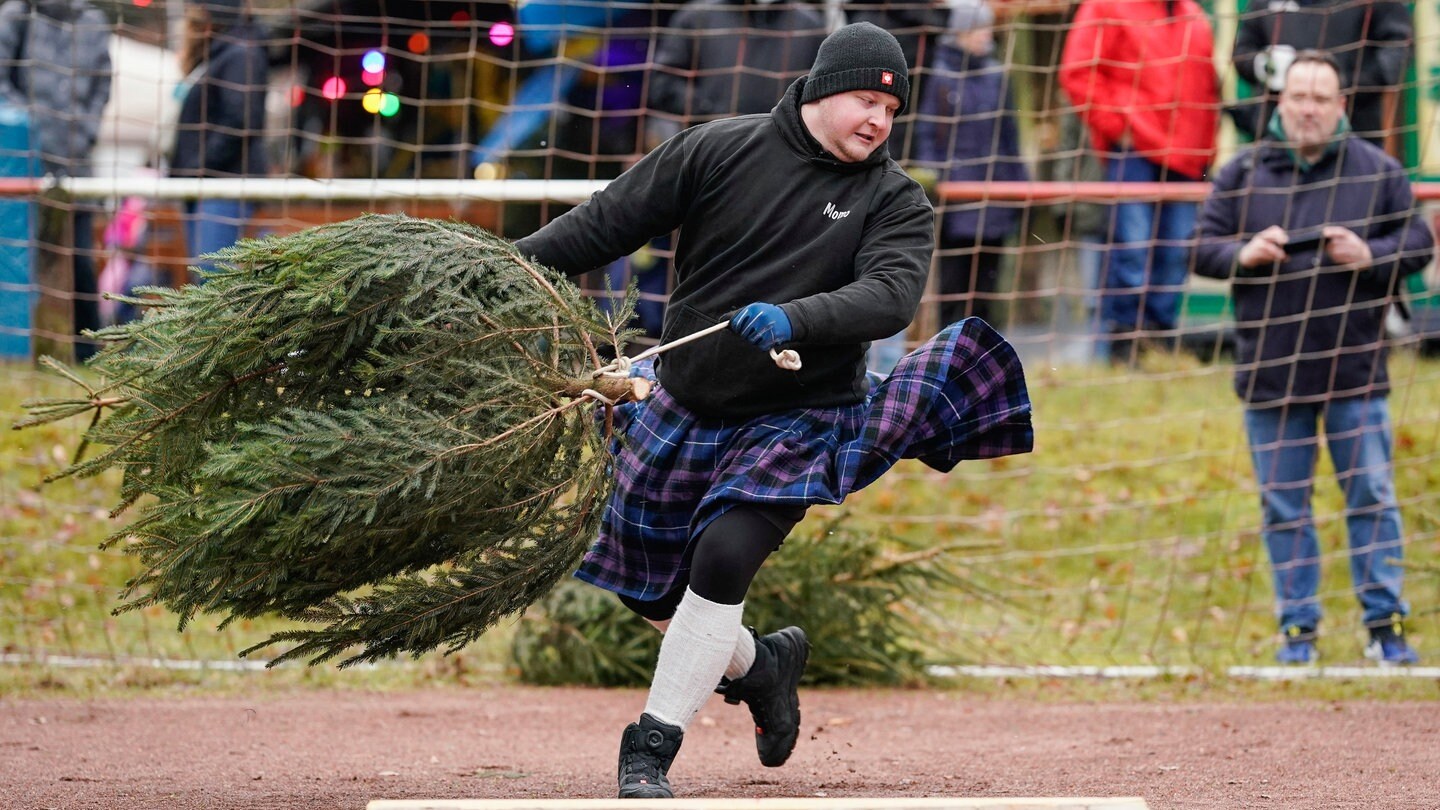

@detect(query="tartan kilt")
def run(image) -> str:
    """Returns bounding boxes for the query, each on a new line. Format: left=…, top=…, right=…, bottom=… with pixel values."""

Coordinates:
left=576, top=317, right=1034, bottom=600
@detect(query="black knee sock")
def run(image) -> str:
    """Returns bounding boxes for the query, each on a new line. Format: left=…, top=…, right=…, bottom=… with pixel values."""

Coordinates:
left=616, top=504, right=806, bottom=619
left=688, top=505, right=806, bottom=605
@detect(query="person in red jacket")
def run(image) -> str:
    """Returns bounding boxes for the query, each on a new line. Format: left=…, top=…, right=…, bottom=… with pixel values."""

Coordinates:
left=1058, top=0, right=1220, bottom=364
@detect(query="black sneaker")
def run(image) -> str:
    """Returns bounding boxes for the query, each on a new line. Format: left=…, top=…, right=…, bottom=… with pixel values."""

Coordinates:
left=1107, top=333, right=1139, bottom=368
left=617, top=713, right=683, bottom=799
left=715, top=626, right=809, bottom=767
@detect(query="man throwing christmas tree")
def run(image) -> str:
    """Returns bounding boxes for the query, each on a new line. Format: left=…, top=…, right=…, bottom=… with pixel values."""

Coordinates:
left=515, top=22, right=1032, bottom=798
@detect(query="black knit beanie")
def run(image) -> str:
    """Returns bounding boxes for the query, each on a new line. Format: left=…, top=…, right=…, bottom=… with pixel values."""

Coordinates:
left=800, top=22, right=911, bottom=112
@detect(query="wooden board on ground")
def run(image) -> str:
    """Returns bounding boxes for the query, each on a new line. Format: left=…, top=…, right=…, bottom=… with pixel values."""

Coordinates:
left=369, top=798, right=1151, bottom=810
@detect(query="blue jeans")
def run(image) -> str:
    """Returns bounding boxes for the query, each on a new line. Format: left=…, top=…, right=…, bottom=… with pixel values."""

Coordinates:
left=1243, top=398, right=1409, bottom=634
left=184, top=199, right=254, bottom=280
left=1102, top=151, right=1195, bottom=335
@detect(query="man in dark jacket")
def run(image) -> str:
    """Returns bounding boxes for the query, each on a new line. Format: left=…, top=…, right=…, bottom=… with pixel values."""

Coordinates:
left=1230, top=0, right=1412, bottom=145
left=168, top=0, right=268, bottom=280
left=0, top=0, right=110, bottom=177
left=519, top=22, right=1029, bottom=799
left=645, top=0, right=826, bottom=147
left=914, top=0, right=1028, bottom=328
left=0, top=0, right=112, bottom=360
left=1195, top=52, right=1432, bottom=667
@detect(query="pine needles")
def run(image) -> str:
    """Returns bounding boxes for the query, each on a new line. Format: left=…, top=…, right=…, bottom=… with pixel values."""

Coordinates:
left=511, top=513, right=999, bottom=686
left=16, top=214, right=635, bottom=667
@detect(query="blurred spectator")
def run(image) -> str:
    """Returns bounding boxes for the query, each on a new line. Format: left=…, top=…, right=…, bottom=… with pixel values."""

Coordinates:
left=1058, top=0, right=1219, bottom=365
left=913, top=0, right=1027, bottom=329
left=627, top=0, right=828, bottom=339
left=843, top=0, right=948, bottom=73
left=1230, top=0, right=1412, bottom=147
left=1193, top=52, right=1432, bottom=666
left=96, top=186, right=162, bottom=326
left=1042, top=107, right=1108, bottom=337
left=646, top=0, right=826, bottom=148
left=168, top=0, right=268, bottom=280
left=0, top=0, right=112, bottom=360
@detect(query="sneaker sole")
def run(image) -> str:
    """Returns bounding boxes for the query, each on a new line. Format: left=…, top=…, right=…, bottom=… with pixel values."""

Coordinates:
left=1365, top=643, right=1420, bottom=667
left=1365, top=654, right=1419, bottom=667
left=619, top=784, right=674, bottom=799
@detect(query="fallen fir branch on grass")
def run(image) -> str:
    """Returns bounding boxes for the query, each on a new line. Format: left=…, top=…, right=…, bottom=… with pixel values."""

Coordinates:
left=512, top=511, right=1013, bottom=687
left=15, top=214, right=640, bottom=668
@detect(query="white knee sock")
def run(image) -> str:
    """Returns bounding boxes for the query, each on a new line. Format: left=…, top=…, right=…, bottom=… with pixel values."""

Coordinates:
left=725, top=626, right=756, bottom=679
left=648, top=614, right=753, bottom=679
left=643, top=588, right=743, bottom=730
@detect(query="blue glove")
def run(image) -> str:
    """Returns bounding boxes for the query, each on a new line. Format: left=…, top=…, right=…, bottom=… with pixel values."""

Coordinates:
left=729, top=302, right=792, bottom=351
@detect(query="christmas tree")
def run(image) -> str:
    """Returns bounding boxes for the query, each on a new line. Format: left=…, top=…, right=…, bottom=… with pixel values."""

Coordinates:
left=17, top=214, right=644, bottom=667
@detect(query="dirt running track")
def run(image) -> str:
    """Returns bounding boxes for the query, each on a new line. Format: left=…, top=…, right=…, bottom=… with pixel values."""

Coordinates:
left=4, top=687, right=1438, bottom=809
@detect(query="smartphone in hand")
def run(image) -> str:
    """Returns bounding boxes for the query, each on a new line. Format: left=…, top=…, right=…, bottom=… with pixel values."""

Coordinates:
left=1284, top=232, right=1326, bottom=254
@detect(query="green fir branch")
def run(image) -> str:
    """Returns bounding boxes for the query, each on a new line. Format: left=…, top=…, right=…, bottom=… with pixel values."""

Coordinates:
left=16, top=214, right=636, bottom=664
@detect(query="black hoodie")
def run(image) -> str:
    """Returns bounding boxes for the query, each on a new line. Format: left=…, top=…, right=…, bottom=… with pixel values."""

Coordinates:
left=516, top=77, right=933, bottom=418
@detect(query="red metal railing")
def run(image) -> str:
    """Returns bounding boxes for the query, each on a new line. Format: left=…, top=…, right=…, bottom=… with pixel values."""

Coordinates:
left=938, top=181, right=1440, bottom=202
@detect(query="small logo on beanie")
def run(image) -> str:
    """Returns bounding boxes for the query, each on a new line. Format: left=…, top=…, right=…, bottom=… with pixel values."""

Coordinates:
left=881, top=71, right=894, bottom=86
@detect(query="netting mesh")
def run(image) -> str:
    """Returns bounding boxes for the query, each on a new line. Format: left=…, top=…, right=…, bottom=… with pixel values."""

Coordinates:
left=2, top=0, right=1438, bottom=672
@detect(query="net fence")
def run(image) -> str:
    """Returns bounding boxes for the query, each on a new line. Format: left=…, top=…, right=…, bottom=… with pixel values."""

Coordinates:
left=2, top=0, right=1438, bottom=674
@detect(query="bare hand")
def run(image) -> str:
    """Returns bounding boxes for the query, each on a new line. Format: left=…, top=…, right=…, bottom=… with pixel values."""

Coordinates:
left=1238, top=225, right=1289, bottom=268
left=1322, top=226, right=1372, bottom=268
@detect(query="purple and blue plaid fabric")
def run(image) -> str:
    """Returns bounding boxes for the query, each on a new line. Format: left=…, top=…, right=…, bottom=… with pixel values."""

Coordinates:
left=577, top=317, right=1034, bottom=600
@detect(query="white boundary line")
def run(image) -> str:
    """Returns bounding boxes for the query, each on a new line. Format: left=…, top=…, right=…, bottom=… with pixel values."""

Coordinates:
left=927, top=665, right=1197, bottom=679
left=1226, top=665, right=1440, bottom=679
left=928, top=664, right=1440, bottom=680
left=1, top=652, right=276, bottom=671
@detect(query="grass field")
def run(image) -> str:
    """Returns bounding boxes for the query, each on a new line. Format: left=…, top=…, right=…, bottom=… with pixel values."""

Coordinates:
left=844, top=348, right=1440, bottom=671
left=2, top=347, right=1438, bottom=698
